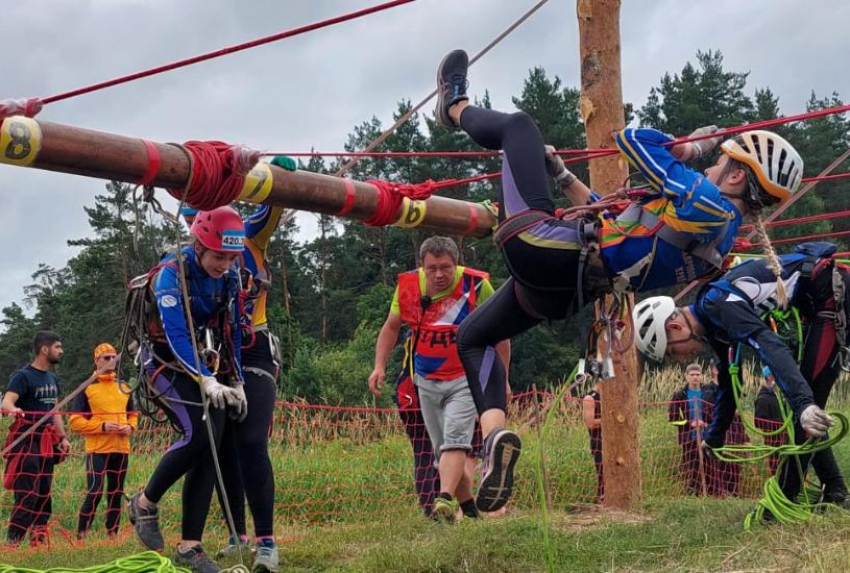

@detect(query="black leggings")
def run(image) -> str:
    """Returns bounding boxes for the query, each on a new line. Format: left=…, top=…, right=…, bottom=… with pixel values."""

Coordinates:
left=457, top=106, right=584, bottom=415
left=77, top=453, right=128, bottom=536
left=217, top=331, right=277, bottom=538
left=144, top=370, right=225, bottom=540
left=779, top=273, right=848, bottom=499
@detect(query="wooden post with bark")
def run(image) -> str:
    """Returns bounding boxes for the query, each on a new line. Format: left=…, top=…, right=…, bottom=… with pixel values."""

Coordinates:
left=576, top=0, right=641, bottom=508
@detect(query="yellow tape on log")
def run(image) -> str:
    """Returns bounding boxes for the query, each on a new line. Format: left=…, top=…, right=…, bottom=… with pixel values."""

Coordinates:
left=0, top=116, right=42, bottom=167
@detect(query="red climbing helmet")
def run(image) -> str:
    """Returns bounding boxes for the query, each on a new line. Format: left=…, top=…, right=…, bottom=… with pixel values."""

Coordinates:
left=190, top=206, right=245, bottom=253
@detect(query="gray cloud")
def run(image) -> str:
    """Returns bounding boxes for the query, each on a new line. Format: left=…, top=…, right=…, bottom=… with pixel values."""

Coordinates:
left=1, top=0, right=847, bottom=313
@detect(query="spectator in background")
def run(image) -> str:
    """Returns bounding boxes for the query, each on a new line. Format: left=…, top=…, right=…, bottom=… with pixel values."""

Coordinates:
left=1, top=331, right=71, bottom=547
left=669, top=364, right=714, bottom=495
left=582, top=384, right=603, bottom=502
left=390, top=347, right=440, bottom=515
left=703, top=359, right=750, bottom=496
left=714, top=410, right=750, bottom=497
left=755, top=365, right=787, bottom=474
left=70, top=343, right=135, bottom=539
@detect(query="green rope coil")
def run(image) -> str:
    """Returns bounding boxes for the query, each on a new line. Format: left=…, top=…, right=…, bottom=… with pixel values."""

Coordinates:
left=0, top=551, right=190, bottom=573
left=715, top=320, right=850, bottom=528
left=0, top=551, right=252, bottom=573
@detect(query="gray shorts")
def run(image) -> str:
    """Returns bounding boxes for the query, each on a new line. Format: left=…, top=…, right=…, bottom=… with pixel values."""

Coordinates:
left=414, top=374, right=477, bottom=462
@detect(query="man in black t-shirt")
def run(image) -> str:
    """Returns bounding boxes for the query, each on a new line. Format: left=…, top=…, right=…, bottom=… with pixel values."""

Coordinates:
left=1, top=331, right=70, bottom=546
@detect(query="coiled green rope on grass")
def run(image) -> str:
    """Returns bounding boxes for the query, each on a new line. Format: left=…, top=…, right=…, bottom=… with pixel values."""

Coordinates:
left=714, top=332, right=849, bottom=529
left=0, top=551, right=253, bottom=573
left=0, top=551, right=189, bottom=573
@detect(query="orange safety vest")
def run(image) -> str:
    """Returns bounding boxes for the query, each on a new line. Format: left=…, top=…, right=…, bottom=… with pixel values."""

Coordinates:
left=397, top=267, right=489, bottom=381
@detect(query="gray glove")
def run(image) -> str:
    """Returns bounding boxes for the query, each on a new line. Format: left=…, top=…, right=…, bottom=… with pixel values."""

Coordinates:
left=800, top=404, right=834, bottom=438
left=544, top=145, right=576, bottom=186
left=228, top=384, right=248, bottom=422
left=688, top=125, right=723, bottom=159
left=200, top=375, right=233, bottom=410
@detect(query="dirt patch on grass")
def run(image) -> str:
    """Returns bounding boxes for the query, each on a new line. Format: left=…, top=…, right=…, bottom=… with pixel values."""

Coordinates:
left=547, top=504, right=653, bottom=531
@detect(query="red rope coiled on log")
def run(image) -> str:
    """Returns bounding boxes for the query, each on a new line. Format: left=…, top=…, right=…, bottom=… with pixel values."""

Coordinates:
left=167, top=141, right=260, bottom=210
left=363, top=179, right=437, bottom=227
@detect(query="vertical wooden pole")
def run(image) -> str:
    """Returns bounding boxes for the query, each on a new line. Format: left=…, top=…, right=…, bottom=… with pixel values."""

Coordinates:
left=576, top=0, right=641, bottom=508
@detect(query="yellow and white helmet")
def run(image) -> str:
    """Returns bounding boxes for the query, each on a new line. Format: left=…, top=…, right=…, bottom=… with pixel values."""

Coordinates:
left=720, top=130, right=803, bottom=206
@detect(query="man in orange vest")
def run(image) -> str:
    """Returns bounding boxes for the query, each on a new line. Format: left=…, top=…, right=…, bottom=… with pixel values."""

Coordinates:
left=369, top=237, right=510, bottom=521
left=70, top=343, right=136, bottom=539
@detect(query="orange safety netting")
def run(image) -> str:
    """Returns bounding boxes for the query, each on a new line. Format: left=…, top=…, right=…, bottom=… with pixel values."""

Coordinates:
left=0, top=394, right=796, bottom=550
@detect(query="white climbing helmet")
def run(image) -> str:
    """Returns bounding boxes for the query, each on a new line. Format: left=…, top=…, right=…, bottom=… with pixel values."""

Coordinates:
left=633, top=296, right=677, bottom=362
left=720, top=130, right=803, bottom=206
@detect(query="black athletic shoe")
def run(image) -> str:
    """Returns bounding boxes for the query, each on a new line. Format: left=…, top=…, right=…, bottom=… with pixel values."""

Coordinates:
left=476, top=428, right=522, bottom=513
left=822, top=488, right=850, bottom=509
left=174, top=545, right=221, bottom=573
left=460, top=498, right=482, bottom=519
left=435, top=49, right=470, bottom=129
left=127, top=492, right=164, bottom=552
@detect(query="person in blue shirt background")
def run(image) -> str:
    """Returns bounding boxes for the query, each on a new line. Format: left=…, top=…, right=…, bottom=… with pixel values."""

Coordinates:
left=432, top=48, right=805, bottom=512
left=127, top=206, right=247, bottom=572
left=669, top=364, right=714, bottom=495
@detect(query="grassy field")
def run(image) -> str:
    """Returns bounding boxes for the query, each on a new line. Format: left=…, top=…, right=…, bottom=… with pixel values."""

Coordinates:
left=2, top=366, right=850, bottom=571
left=4, top=499, right=850, bottom=572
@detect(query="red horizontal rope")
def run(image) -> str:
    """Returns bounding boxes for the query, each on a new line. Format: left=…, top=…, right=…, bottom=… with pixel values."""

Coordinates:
left=419, top=149, right=614, bottom=192
left=38, top=0, right=414, bottom=105
left=752, top=228, right=850, bottom=247
left=801, top=171, right=850, bottom=184
left=740, top=208, right=850, bottom=232
left=259, top=149, right=600, bottom=158
left=265, top=103, right=850, bottom=162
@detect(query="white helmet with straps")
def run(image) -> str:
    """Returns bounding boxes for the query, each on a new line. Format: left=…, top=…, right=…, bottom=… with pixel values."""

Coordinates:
left=633, top=296, right=677, bottom=362
left=720, top=130, right=803, bottom=206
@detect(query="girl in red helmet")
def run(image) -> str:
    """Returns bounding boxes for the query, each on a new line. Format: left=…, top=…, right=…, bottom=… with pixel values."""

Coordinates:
left=127, top=206, right=247, bottom=573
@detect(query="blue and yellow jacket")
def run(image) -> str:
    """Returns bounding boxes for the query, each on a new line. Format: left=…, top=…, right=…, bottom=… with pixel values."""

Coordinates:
left=599, top=128, right=742, bottom=290
left=241, top=204, right=285, bottom=330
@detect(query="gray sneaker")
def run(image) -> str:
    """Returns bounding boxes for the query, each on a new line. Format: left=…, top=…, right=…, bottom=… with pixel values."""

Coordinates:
left=435, top=49, right=470, bottom=129
left=253, top=540, right=280, bottom=573
left=476, top=428, right=522, bottom=513
left=174, top=545, right=221, bottom=573
left=126, top=492, right=164, bottom=551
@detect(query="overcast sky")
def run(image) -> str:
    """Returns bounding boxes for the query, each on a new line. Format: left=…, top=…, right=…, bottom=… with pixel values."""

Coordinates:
left=1, top=0, right=848, bottom=314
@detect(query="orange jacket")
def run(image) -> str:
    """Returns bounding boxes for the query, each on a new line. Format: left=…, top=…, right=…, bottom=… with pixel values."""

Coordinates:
left=68, top=375, right=138, bottom=454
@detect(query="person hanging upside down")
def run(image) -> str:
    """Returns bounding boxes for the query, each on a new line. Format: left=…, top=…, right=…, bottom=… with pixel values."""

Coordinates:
left=433, top=48, right=804, bottom=511
left=633, top=241, right=850, bottom=509
left=127, top=206, right=247, bottom=573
